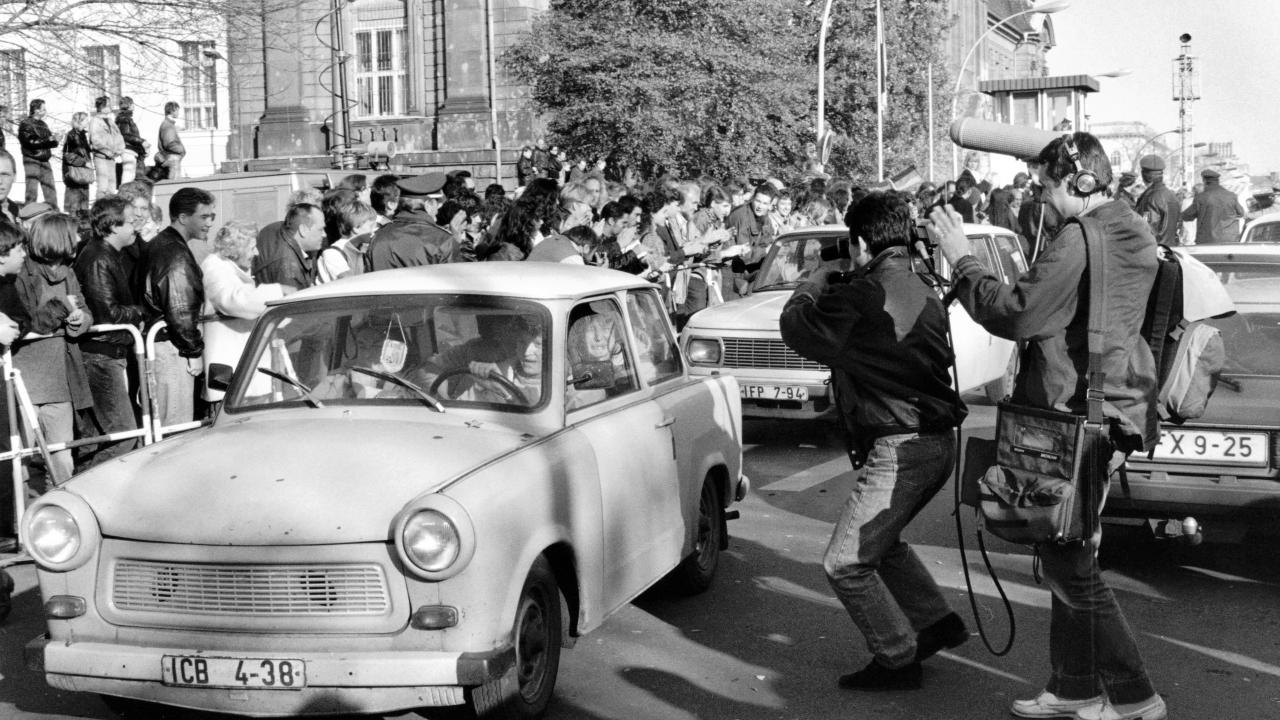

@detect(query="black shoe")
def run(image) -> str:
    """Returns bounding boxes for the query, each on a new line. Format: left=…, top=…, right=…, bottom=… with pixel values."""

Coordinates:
left=836, top=659, right=922, bottom=691
left=915, top=612, right=969, bottom=662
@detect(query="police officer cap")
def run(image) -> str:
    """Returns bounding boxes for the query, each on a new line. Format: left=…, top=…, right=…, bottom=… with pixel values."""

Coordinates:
left=17, top=202, right=52, bottom=221
left=1201, top=168, right=1220, bottom=180
left=1119, top=171, right=1136, bottom=181
left=1138, top=155, right=1165, bottom=171
left=396, top=172, right=447, bottom=197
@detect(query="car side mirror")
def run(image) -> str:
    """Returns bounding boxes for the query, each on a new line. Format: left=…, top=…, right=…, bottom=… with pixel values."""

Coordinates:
left=569, top=361, right=615, bottom=390
left=208, top=363, right=234, bottom=392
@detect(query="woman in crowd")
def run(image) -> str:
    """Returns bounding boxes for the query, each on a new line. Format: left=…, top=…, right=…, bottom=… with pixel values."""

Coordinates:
left=61, top=113, right=94, bottom=218
left=986, top=187, right=1019, bottom=234
left=527, top=182, right=592, bottom=264
left=13, top=214, right=93, bottom=488
left=200, top=222, right=293, bottom=404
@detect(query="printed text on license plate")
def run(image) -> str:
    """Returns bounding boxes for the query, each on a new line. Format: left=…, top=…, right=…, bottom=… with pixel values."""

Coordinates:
left=740, top=385, right=809, bottom=401
left=162, top=655, right=306, bottom=689
left=1150, top=429, right=1268, bottom=466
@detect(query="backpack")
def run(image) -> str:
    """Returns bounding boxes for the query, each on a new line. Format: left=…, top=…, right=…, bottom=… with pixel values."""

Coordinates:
left=1142, top=245, right=1230, bottom=424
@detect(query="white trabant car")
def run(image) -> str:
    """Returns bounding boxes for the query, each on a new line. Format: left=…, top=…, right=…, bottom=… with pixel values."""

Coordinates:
left=681, top=224, right=1028, bottom=418
left=22, top=263, right=747, bottom=719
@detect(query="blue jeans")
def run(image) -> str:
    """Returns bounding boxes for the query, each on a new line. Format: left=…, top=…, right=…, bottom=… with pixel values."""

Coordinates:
left=22, top=158, right=58, bottom=209
left=153, top=340, right=194, bottom=429
left=1040, top=473, right=1156, bottom=704
left=82, top=350, right=139, bottom=462
left=823, top=431, right=956, bottom=668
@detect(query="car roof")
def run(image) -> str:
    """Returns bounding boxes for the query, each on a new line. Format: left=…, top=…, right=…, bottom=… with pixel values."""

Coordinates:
left=278, top=262, right=654, bottom=305
left=775, top=222, right=1013, bottom=239
left=1180, top=243, right=1280, bottom=260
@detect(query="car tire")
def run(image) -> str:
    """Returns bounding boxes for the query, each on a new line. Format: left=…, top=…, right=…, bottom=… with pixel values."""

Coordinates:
left=984, top=351, right=1018, bottom=404
left=457, top=557, right=562, bottom=720
left=670, top=476, right=724, bottom=595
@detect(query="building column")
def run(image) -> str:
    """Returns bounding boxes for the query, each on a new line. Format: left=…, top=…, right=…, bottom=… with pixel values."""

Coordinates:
left=256, top=0, right=326, bottom=157
left=436, top=0, right=493, bottom=150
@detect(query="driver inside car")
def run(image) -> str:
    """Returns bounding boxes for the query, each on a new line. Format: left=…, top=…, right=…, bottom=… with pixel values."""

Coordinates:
left=422, top=315, right=544, bottom=407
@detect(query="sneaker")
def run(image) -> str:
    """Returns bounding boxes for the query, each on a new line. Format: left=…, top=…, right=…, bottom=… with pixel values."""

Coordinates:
left=915, top=612, right=969, bottom=662
left=1011, top=691, right=1105, bottom=719
left=836, top=659, right=922, bottom=691
left=1075, top=695, right=1166, bottom=720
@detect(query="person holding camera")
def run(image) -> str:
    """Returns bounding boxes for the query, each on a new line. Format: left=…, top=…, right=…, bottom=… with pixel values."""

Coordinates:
left=929, top=132, right=1164, bottom=720
left=780, top=190, right=968, bottom=691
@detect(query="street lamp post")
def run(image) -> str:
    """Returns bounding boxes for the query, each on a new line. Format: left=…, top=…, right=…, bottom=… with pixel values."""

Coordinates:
left=950, top=0, right=1070, bottom=178
left=815, top=0, right=835, bottom=173
left=1129, top=129, right=1183, bottom=173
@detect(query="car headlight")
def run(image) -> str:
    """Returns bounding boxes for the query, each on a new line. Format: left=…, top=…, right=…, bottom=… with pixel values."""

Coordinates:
left=20, top=491, right=102, bottom=572
left=687, top=338, right=722, bottom=365
left=402, top=510, right=460, bottom=573
left=27, top=505, right=80, bottom=565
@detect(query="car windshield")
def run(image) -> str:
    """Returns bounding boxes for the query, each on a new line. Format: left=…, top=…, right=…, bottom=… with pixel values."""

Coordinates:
left=1202, top=259, right=1280, bottom=376
left=224, top=294, right=551, bottom=412
left=753, top=234, right=851, bottom=290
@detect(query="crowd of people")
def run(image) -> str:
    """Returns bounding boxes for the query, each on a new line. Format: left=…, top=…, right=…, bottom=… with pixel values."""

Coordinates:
left=1, top=96, right=186, bottom=218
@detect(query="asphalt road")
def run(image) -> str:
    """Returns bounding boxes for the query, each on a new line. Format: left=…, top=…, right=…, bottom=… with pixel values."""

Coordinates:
left=2, top=399, right=1279, bottom=719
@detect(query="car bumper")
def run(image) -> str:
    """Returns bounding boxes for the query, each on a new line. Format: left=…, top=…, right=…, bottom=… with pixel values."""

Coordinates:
left=1108, top=465, right=1280, bottom=521
left=27, top=634, right=513, bottom=717
left=688, top=369, right=831, bottom=420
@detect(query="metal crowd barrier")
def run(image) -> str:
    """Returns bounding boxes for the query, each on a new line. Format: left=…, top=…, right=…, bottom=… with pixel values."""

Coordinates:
left=3, top=321, right=212, bottom=534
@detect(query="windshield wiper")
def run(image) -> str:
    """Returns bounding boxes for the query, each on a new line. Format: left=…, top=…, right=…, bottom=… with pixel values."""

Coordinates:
left=256, top=367, right=324, bottom=408
left=350, top=366, right=446, bottom=413
left=1216, top=373, right=1244, bottom=393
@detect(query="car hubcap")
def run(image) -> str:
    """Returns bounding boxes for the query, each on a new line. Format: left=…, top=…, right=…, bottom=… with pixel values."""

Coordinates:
left=694, top=486, right=716, bottom=569
left=515, top=593, right=549, bottom=702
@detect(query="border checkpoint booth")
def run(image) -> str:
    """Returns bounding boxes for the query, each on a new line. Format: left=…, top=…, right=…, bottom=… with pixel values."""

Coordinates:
left=970, top=74, right=1102, bottom=184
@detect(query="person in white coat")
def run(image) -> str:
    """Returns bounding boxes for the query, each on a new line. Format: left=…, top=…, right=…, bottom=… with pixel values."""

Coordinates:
left=200, top=222, right=293, bottom=403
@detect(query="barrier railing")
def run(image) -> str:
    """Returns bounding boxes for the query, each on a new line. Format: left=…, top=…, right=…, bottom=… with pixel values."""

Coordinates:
left=3, top=321, right=212, bottom=535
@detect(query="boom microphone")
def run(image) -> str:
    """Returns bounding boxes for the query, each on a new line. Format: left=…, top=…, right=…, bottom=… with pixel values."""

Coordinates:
left=949, top=118, right=1064, bottom=161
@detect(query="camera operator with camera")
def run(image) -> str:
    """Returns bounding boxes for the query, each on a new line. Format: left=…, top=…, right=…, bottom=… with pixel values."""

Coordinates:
left=779, top=190, right=969, bottom=692
left=928, top=132, right=1165, bottom=720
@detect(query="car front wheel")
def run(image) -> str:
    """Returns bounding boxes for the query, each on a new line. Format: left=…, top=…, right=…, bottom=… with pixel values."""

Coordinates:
left=456, top=557, right=562, bottom=720
left=670, top=476, right=724, bottom=595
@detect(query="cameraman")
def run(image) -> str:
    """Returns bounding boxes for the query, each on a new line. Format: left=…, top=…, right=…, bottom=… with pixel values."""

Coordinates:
left=780, top=191, right=968, bottom=691
left=928, top=132, right=1164, bottom=720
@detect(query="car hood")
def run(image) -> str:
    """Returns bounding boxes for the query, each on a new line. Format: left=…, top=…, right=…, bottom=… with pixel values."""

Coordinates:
left=686, top=290, right=789, bottom=332
left=69, top=415, right=532, bottom=545
left=1193, top=374, right=1280, bottom=427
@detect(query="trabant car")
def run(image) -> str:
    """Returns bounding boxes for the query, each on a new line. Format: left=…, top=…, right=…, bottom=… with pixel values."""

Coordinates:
left=680, top=224, right=1028, bottom=419
left=1240, top=214, right=1280, bottom=244
left=1117, top=244, right=1280, bottom=535
left=22, top=263, right=746, bottom=719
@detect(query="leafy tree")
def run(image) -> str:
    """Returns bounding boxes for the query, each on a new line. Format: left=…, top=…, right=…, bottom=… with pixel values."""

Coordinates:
left=504, top=0, right=816, bottom=181
left=505, top=0, right=952, bottom=184
left=816, top=0, right=952, bottom=183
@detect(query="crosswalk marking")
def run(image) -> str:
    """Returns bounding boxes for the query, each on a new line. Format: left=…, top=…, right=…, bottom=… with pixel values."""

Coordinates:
left=760, top=456, right=853, bottom=492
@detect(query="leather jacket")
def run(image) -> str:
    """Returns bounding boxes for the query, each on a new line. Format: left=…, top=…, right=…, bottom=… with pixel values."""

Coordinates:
left=142, top=227, right=204, bottom=357
left=17, top=116, right=58, bottom=161
left=74, top=237, right=150, bottom=348
left=781, top=247, right=966, bottom=438
left=115, top=108, right=147, bottom=159
left=367, top=208, right=459, bottom=270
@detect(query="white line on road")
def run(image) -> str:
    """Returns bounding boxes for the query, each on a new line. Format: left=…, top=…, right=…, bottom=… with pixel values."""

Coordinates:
left=760, top=456, right=852, bottom=492
left=936, top=650, right=1031, bottom=685
left=1149, top=634, right=1280, bottom=678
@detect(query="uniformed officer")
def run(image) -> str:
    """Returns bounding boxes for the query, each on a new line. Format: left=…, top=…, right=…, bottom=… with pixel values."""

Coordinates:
left=1181, top=168, right=1245, bottom=244
left=1134, top=155, right=1183, bottom=245
left=366, top=172, right=459, bottom=270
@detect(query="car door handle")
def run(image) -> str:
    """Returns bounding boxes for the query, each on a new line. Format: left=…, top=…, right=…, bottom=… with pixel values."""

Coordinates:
left=655, top=416, right=675, bottom=429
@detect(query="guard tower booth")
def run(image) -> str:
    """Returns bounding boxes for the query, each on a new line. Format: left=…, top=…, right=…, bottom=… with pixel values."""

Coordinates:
left=978, top=74, right=1101, bottom=181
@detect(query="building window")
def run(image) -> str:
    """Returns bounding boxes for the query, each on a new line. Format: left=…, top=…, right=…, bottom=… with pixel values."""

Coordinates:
left=1110, top=151, right=1122, bottom=168
left=85, top=45, right=121, bottom=104
left=352, top=2, right=407, bottom=119
left=0, top=50, right=24, bottom=112
left=180, top=41, right=218, bottom=129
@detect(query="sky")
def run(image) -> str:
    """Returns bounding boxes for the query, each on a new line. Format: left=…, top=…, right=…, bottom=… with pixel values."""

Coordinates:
left=1047, top=0, right=1280, bottom=176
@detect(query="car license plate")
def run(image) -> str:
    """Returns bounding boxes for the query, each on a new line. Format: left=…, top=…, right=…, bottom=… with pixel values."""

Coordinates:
left=162, top=655, right=306, bottom=689
left=1149, top=429, right=1269, bottom=467
left=740, top=384, right=809, bottom=401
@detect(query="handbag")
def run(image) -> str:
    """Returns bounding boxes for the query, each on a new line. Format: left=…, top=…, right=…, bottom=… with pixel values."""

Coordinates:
left=65, top=163, right=95, bottom=186
left=963, top=217, right=1111, bottom=545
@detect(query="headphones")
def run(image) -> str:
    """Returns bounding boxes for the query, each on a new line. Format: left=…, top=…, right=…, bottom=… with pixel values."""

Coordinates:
left=1063, top=137, right=1103, bottom=196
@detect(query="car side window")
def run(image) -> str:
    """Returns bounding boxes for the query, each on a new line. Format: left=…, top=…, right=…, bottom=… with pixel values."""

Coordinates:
left=966, top=235, right=999, bottom=275
left=992, top=233, right=1029, bottom=282
left=626, top=289, right=682, bottom=385
left=566, top=298, right=639, bottom=412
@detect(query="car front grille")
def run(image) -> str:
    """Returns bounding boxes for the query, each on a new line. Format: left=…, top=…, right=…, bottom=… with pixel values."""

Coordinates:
left=722, top=338, right=826, bottom=371
left=111, top=560, right=392, bottom=617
